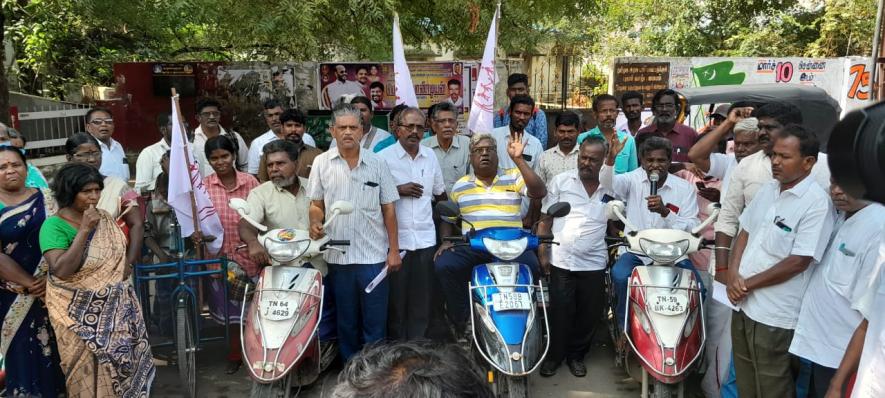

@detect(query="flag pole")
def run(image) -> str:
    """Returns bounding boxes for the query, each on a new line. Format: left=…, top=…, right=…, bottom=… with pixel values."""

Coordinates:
left=170, top=88, right=205, bottom=259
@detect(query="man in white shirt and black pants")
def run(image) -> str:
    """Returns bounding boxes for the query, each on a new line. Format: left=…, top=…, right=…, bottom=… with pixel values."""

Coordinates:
left=378, top=107, right=446, bottom=340
left=537, top=136, right=613, bottom=378
left=600, top=136, right=702, bottom=335
left=727, top=125, right=834, bottom=398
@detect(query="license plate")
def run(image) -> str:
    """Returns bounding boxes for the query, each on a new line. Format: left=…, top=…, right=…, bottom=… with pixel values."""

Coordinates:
left=649, top=292, right=688, bottom=315
left=491, top=292, right=532, bottom=311
left=261, top=298, right=294, bottom=321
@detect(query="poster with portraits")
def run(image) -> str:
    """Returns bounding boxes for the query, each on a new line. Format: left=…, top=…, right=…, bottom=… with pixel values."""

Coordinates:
left=317, top=62, right=465, bottom=112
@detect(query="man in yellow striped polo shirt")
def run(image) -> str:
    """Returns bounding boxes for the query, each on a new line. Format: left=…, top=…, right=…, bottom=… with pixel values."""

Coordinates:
left=434, top=131, right=547, bottom=338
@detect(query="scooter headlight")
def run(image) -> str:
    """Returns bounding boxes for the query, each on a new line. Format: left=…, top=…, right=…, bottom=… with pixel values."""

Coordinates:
left=482, top=237, right=528, bottom=261
left=639, top=238, right=689, bottom=264
left=266, top=239, right=310, bottom=263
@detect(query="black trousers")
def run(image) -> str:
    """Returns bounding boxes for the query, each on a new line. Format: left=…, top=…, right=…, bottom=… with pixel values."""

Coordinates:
left=545, top=266, right=606, bottom=364
left=387, top=246, right=435, bottom=340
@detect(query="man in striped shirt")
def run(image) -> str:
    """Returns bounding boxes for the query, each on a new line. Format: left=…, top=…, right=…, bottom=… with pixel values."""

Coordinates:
left=434, top=132, right=547, bottom=337
left=308, top=103, right=401, bottom=361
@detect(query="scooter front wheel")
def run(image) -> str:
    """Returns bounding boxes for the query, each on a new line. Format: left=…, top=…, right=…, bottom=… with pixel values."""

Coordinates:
left=650, top=379, right=678, bottom=398
left=502, top=375, right=529, bottom=398
left=250, top=379, right=288, bottom=398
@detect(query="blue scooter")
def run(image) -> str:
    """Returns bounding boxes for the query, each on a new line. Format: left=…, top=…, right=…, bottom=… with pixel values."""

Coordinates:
left=437, top=201, right=571, bottom=397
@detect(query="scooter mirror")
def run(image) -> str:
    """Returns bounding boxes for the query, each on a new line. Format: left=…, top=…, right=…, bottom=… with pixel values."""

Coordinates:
left=228, top=198, right=250, bottom=214
left=435, top=201, right=461, bottom=219
left=605, top=200, right=626, bottom=221
left=329, top=201, right=354, bottom=215
left=545, top=202, right=571, bottom=218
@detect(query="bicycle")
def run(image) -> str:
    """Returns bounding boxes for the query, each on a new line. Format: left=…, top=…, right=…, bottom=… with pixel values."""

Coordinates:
left=134, top=222, right=230, bottom=398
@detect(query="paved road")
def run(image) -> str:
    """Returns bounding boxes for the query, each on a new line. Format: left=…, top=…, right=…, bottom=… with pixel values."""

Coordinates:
left=152, top=337, right=642, bottom=397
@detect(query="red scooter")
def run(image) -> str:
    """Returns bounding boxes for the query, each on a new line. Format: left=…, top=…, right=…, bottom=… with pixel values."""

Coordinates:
left=605, top=200, right=719, bottom=398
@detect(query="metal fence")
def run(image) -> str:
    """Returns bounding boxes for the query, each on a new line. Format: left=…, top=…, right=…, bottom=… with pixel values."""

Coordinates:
left=11, top=92, right=89, bottom=160
left=528, top=55, right=601, bottom=110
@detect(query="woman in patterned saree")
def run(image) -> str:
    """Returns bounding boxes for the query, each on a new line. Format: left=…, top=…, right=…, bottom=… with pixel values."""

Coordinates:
left=203, top=135, right=260, bottom=374
left=0, top=146, right=66, bottom=397
left=40, top=163, right=154, bottom=397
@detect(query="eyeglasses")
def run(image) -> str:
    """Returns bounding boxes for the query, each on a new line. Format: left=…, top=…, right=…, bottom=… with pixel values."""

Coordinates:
left=398, top=124, right=424, bottom=132
left=433, top=117, right=457, bottom=125
left=199, top=111, right=221, bottom=118
left=654, top=103, right=676, bottom=110
left=0, top=142, right=25, bottom=155
left=88, top=118, right=114, bottom=126
left=471, top=146, right=496, bottom=155
left=73, top=151, right=101, bottom=161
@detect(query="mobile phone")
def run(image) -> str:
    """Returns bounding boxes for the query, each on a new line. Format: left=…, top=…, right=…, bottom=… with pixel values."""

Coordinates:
left=696, top=182, right=707, bottom=190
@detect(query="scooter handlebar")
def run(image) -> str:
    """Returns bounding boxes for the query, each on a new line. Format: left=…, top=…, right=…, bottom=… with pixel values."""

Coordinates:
left=326, top=240, right=350, bottom=246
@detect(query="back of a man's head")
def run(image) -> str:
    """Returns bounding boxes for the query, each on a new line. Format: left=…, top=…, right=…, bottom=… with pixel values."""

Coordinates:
left=333, top=341, right=493, bottom=398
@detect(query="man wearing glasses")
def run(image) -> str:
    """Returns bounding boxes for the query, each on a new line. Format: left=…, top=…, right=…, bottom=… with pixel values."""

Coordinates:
left=434, top=132, right=547, bottom=341
left=193, top=97, right=249, bottom=176
left=85, top=107, right=130, bottom=181
left=636, top=89, right=698, bottom=163
left=421, top=102, right=470, bottom=196
left=378, top=107, right=446, bottom=340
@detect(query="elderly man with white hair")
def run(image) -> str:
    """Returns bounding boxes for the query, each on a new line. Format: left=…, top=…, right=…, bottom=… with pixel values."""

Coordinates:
left=687, top=105, right=766, bottom=398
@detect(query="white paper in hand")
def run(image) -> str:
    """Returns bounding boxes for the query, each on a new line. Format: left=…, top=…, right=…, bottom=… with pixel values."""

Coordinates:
left=365, top=251, right=407, bottom=293
left=712, top=280, right=739, bottom=311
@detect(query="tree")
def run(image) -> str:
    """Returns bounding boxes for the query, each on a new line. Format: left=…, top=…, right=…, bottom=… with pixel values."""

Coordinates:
left=2, top=0, right=599, bottom=100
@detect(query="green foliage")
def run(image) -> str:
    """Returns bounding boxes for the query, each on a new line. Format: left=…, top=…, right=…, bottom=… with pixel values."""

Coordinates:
left=586, top=0, right=876, bottom=61
left=0, top=0, right=878, bottom=100
left=2, top=0, right=598, bottom=99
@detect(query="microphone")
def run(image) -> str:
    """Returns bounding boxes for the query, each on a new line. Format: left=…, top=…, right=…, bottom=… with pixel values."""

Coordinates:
left=649, top=171, right=659, bottom=196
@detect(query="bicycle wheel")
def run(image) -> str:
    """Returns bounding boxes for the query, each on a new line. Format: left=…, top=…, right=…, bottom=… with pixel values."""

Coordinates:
left=176, top=297, right=197, bottom=398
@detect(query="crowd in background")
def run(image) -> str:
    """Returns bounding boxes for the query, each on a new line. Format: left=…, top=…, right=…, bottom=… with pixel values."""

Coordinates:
left=0, top=71, right=882, bottom=398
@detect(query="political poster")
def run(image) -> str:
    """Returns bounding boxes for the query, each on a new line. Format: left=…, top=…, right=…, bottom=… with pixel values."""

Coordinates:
left=317, top=62, right=465, bottom=111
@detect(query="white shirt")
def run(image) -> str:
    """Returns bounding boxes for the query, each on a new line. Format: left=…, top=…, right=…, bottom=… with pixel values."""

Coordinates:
left=736, top=176, right=835, bottom=329
left=600, top=165, right=700, bottom=234
left=246, top=131, right=316, bottom=175
left=542, top=170, right=612, bottom=271
left=247, top=130, right=280, bottom=174
left=707, top=152, right=737, bottom=197
left=329, top=126, right=392, bottom=152
left=851, top=241, right=885, bottom=398
left=789, top=204, right=885, bottom=367
left=134, top=139, right=169, bottom=194
left=193, top=125, right=249, bottom=177
left=302, top=133, right=316, bottom=148
left=491, top=126, right=543, bottom=171
left=715, top=150, right=831, bottom=237
left=96, top=137, right=130, bottom=181
left=378, top=142, right=445, bottom=251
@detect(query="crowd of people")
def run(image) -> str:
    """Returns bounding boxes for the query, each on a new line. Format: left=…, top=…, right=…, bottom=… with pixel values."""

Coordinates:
left=0, top=71, right=882, bottom=398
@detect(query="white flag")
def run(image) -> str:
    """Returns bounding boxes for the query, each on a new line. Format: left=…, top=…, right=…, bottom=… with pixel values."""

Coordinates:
left=393, top=13, right=419, bottom=107
left=168, top=97, right=224, bottom=255
left=468, top=4, right=500, bottom=135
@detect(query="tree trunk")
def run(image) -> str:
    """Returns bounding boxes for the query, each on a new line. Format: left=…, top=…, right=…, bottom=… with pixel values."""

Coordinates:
left=0, top=10, right=10, bottom=125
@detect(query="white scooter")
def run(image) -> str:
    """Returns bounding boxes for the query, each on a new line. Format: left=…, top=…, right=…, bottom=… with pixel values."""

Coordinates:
left=229, top=198, right=352, bottom=398
left=605, top=200, right=719, bottom=398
